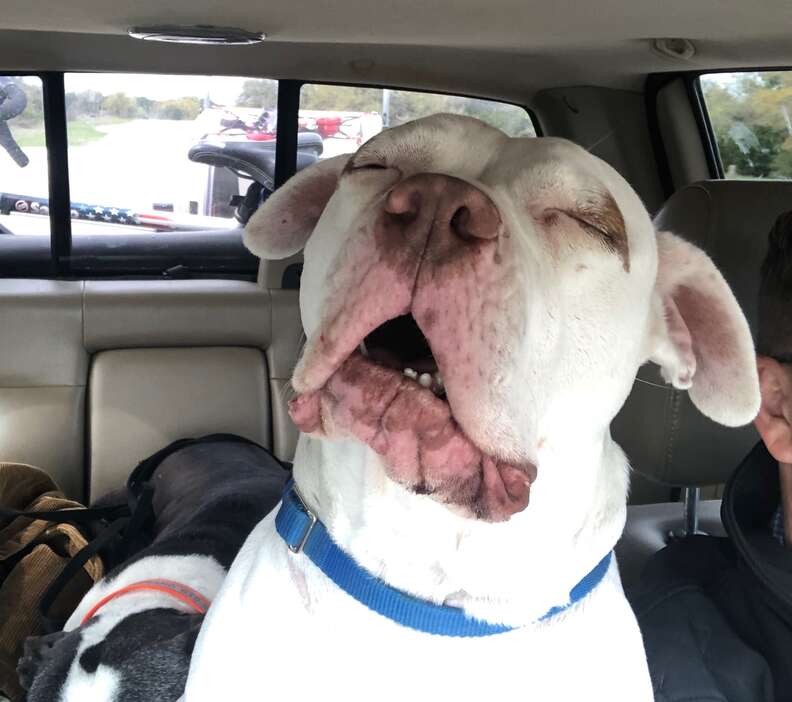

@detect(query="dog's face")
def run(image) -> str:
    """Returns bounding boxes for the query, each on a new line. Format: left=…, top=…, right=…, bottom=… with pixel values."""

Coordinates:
left=246, top=114, right=759, bottom=521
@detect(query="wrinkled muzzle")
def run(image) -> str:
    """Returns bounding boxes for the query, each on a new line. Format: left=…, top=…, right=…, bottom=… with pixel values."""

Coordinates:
left=290, top=172, right=537, bottom=522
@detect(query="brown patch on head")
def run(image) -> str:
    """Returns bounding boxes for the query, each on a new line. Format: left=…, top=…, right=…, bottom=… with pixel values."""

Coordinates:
left=561, top=191, right=629, bottom=272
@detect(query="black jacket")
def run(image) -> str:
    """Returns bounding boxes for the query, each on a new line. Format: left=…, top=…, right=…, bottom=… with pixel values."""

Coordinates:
left=629, top=442, right=792, bottom=702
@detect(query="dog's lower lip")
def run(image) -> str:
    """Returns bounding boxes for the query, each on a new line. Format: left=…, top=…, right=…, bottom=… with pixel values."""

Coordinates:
left=288, top=352, right=536, bottom=521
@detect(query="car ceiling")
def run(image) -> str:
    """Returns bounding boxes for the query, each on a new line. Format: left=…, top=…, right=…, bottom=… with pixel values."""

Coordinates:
left=1, top=0, right=792, bottom=101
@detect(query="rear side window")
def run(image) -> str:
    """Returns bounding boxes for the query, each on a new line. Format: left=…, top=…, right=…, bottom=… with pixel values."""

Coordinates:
left=299, top=84, right=535, bottom=161
left=701, top=71, right=792, bottom=180
left=1, top=75, right=534, bottom=277
left=64, top=73, right=279, bottom=236
left=0, top=76, right=50, bottom=238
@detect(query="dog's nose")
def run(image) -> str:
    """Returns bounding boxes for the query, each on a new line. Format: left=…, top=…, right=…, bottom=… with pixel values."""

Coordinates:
left=384, top=174, right=501, bottom=241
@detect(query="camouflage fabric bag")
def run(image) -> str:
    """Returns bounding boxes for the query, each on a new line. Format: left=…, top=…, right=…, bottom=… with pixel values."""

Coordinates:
left=0, top=463, right=104, bottom=702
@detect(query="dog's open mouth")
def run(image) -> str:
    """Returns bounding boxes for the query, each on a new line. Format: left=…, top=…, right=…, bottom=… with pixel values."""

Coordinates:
left=361, top=314, right=445, bottom=398
left=288, top=309, right=536, bottom=521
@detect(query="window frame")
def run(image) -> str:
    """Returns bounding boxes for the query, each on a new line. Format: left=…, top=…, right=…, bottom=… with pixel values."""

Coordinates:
left=689, top=75, right=725, bottom=180
left=652, top=66, right=792, bottom=184
left=0, top=71, right=56, bottom=275
left=0, top=73, right=538, bottom=280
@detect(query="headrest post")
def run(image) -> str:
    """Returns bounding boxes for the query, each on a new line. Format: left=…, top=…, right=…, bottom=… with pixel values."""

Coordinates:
left=683, top=486, right=700, bottom=537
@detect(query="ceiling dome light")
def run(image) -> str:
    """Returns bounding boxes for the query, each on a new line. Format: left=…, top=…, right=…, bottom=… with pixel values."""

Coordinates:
left=128, top=25, right=265, bottom=45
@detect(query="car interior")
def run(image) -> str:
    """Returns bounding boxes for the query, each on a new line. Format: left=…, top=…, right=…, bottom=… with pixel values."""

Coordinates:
left=2, top=0, right=792, bottom=626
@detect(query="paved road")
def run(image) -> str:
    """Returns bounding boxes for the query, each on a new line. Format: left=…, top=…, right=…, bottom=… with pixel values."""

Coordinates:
left=1, top=119, right=217, bottom=235
left=0, top=118, right=369, bottom=236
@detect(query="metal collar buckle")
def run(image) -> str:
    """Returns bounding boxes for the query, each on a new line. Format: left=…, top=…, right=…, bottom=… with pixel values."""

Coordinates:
left=288, top=484, right=318, bottom=554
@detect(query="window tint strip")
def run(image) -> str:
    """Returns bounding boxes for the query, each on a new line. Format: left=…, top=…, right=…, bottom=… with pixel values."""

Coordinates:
left=42, top=72, right=72, bottom=274
left=690, top=77, right=724, bottom=179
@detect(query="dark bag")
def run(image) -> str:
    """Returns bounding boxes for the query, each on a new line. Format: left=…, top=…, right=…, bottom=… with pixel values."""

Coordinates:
left=1, top=433, right=287, bottom=701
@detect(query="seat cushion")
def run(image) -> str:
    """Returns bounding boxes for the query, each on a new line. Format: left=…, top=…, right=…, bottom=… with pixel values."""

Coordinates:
left=88, top=347, right=271, bottom=500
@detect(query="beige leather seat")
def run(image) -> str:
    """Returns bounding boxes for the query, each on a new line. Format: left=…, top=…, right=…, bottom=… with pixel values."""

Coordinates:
left=0, top=278, right=303, bottom=501
left=615, top=179, right=792, bottom=585
left=0, top=280, right=86, bottom=499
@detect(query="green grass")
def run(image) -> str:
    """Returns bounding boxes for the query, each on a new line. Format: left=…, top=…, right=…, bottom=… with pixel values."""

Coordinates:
left=9, top=125, right=46, bottom=148
left=11, top=117, right=129, bottom=148
left=68, top=121, right=107, bottom=146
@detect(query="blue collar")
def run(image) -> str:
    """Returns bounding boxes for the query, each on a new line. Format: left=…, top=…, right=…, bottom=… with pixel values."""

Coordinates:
left=276, top=480, right=612, bottom=638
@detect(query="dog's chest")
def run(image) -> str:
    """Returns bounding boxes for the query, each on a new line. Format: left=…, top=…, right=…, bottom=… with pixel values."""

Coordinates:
left=186, top=515, right=652, bottom=701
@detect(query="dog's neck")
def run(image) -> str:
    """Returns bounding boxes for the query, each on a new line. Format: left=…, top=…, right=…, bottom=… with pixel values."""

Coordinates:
left=291, top=430, right=628, bottom=626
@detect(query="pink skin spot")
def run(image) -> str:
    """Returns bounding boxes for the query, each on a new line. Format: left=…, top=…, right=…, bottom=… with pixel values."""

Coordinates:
left=289, top=393, right=324, bottom=436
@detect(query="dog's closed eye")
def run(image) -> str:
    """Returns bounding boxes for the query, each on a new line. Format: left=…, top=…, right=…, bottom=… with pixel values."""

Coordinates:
left=350, top=161, right=389, bottom=170
left=344, top=148, right=394, bottom=173
left=540, top=191, right=629, bottom=272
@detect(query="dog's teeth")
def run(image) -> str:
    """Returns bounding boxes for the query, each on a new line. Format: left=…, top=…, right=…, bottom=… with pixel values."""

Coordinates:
left=419, top=373, right=432, bottom=388
left=403, top=368, right=418, bottom=380
left=435, top=374, right=444, bottom=388
left=359, top=341, right=369, bottom=357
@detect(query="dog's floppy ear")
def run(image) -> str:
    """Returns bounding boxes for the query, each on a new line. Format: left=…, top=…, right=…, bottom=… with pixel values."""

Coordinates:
left=243, top=154, right=349, bottom=260
left=648, top=230, right=760, bottom=427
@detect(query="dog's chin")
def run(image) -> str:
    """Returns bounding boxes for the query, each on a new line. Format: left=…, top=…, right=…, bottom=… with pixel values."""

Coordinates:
left=289, top=339, right=536, bottom=522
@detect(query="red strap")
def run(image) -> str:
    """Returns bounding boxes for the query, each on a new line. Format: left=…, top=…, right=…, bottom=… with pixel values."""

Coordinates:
left=81, top=579, right=210, bottom=626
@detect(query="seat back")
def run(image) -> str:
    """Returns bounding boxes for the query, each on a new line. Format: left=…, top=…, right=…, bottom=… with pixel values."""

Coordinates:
left=0, top=280, right=87, bottom=499
left=0, top=278, right=291, bottom=501
left=614, top=180, right=792, bottom=495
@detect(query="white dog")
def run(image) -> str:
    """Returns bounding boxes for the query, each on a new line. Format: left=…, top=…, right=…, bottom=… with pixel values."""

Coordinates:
left=185, top=114, right=759, bottom=701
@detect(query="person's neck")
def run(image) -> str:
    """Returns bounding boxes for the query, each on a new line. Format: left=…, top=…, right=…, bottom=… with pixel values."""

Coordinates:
left=291, top=431, right=627, bottom=626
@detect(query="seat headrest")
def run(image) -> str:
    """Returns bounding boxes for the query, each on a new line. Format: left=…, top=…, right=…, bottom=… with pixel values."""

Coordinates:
left=654, top=180, right=792, bottom=336
left=616, top=180, right=792, bottom=489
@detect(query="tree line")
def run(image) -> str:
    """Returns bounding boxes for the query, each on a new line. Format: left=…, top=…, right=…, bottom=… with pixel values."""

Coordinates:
left=237, top=79, right=535, bottom=137
left=703, top=72, right=792, bottom=179
left=12, top=81, right=202, bottom=126
left=234, top=76, right=792, bottom=176
left=12, top=76, right=535, bottom=138
left=67, top=91, right=202, bottom=121
left=11, top=74, right=792, bottom=176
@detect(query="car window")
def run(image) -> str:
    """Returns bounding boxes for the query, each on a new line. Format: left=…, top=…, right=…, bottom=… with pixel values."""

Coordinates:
left=0, top=76, right=50, bottom=238
left=299, top=84, right=535, bottom=160
left=2, top=75, right=535, bottom=277
left=701, top=71, right=792, bottom=180
left=64, top=73, right=279, bottom=236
